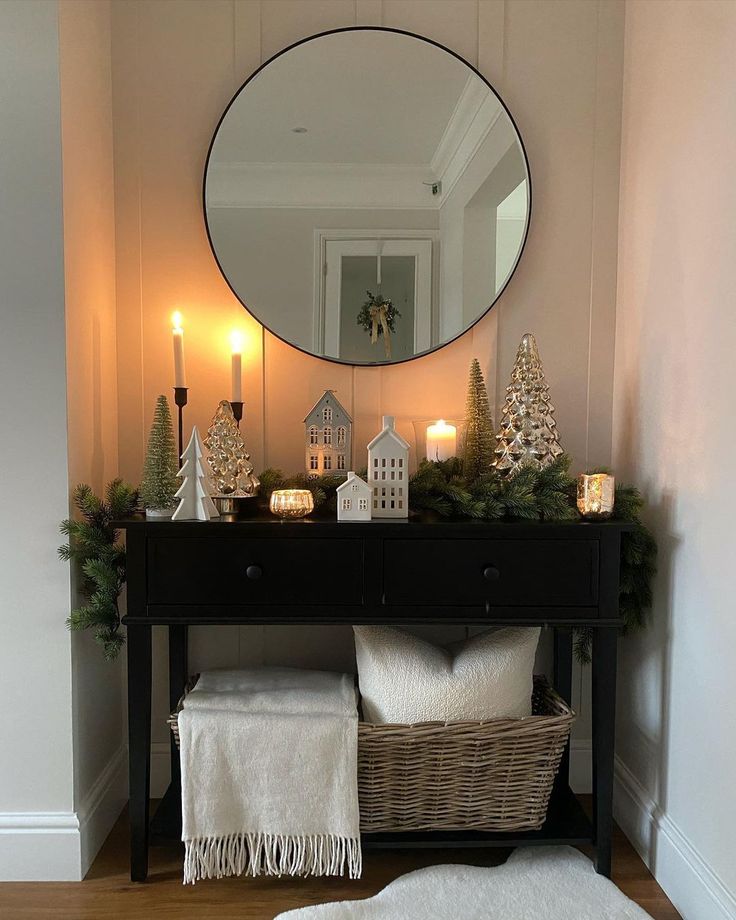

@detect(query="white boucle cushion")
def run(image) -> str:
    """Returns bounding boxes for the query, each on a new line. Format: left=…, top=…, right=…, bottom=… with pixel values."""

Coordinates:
left=353, top=625, right=540, bottom=723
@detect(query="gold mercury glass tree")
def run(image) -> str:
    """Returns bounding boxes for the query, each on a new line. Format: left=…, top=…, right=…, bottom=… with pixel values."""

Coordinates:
left=204, top=400, right=260, bottom=497
left=493, top=333, right=564, bottom=476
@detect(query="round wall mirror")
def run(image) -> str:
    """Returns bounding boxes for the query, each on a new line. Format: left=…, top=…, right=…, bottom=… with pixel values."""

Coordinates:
left=204, top=27, right=531, bottom=366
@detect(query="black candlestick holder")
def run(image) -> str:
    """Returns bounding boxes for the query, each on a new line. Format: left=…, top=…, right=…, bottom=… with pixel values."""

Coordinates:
left=231, top=401, right=243, bottom=428
left=174, top=387, right=188, bottom=458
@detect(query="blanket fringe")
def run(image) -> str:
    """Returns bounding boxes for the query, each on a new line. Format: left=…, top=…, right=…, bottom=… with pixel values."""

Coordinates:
left=183, top=833, right=362, bottom=884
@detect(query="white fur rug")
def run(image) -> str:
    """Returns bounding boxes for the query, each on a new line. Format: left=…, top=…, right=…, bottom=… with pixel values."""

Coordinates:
left=276, top=846, right=652, bottom=919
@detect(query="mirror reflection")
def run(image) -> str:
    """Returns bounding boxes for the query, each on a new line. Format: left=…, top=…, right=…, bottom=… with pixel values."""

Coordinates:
left=205, top=29, right=530, bottom=365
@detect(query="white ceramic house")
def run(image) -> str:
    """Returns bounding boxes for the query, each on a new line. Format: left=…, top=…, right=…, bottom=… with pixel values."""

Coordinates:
left=336, top=471, right=372, bottom=522
left=304, top=390, right=352, bottom=479
left=367, top=415, right=410, bottom=518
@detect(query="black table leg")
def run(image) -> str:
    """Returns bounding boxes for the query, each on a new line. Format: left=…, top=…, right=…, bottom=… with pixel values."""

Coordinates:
left=127, top=623, right=152, bottom=882
left=553, top=626, right=573, bottom=792
left=592, top=625, right=618, bottom=877
left=168, top=625, right=188, bottom=790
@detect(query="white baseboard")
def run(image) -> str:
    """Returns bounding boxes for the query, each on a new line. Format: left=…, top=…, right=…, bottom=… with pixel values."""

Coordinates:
left=0, top=811, right=81, bottom=881
left=614, top=755, right=736, bottom=920
left=78, top=744, right=128, bottom=876
left=0, top=745, right=127, bottom=881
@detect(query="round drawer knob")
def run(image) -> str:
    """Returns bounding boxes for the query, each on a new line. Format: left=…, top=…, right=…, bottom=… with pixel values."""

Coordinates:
left=482, top=565, right=500, bottom=582
left=246, top=564, right=263, bottom=580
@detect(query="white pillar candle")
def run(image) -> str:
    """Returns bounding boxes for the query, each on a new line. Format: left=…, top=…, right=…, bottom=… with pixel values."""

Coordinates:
left=230, top=330, right=243, bottom=402
left=426, top=419, right=457, bottom=461
left=172, top=311, right=186, bottom=388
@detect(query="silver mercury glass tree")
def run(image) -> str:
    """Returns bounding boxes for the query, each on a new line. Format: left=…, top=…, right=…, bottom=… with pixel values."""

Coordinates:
left=492, top=333, right=564, bottom=476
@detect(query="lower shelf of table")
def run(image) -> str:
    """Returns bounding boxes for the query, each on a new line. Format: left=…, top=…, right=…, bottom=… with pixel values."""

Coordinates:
left=150, top=781, right=593, bottom=849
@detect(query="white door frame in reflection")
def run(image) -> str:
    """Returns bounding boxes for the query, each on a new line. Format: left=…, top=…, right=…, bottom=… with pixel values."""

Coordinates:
left=314, top=229, right=438, bottom=360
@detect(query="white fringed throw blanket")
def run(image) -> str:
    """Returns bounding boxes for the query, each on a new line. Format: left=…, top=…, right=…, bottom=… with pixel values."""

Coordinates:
left=178, top=668, right=361, bottom=884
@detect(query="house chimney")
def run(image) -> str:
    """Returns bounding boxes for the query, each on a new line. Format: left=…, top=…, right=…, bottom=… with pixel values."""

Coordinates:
left=382, top=415, right=395, bottom=430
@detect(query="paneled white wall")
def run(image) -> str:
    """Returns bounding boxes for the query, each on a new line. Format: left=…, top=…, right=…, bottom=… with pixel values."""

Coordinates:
left=111, top=0, right=624, bottom=772
left=613, top=2, right=736, bottom=915
left=59, top=0, right=128, bottom=874
left=0, top=0, right=77, bottom=879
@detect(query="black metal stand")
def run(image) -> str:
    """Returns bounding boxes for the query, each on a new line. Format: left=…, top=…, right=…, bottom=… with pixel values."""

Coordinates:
left=173, top=387, right=188, bottom=458
left=231, top=400, right=243, bottom=428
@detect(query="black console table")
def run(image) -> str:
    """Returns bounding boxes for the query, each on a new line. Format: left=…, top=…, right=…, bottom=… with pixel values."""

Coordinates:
left=119, top=514, right=629, bottom=882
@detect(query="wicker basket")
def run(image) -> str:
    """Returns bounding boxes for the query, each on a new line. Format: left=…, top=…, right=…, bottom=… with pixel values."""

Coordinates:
left=169, top=675, right=574, bottom=834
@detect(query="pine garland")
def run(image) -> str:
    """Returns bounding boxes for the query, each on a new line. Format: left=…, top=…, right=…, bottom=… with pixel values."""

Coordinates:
left=573, top=482, right=657, bottom=662
left=60, top=460, right=655, bottom=665
left=59, top=480, right=138, bottom=660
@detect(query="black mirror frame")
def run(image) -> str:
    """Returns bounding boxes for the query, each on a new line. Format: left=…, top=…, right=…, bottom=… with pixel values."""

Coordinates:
left=202, top=26, right=532, bottom=368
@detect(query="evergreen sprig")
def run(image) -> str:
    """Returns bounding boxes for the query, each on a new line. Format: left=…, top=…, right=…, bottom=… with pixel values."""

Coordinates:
left=572, top=483, right=657, bottom=663
left=409, top=453, right=577, bottom=522
left=59, top=480, right=138, bottom=660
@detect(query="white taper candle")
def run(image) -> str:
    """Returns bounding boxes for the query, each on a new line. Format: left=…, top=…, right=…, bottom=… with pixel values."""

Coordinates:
left=230, top=330, right=243, bottom=402
left=172, top=311, right=186, bottom=388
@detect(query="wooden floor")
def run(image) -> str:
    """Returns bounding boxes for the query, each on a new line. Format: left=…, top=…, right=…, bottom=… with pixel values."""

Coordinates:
left=0, top=800, right=680, bottom=920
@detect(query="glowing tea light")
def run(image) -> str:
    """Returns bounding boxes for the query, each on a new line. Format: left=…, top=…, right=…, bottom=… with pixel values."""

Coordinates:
left=230, top=330, right=244, bottom=402
left=426, top=419, right=457, bottom=462
left=171, top=311, right=186, bottom=388
left=577, top=473, right=615, bottom=519
left=269, top=489, right=315, bottom=519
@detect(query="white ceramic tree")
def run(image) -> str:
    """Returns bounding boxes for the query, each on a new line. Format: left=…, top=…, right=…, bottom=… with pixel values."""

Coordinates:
left=172, top=426, right=219, bottom=521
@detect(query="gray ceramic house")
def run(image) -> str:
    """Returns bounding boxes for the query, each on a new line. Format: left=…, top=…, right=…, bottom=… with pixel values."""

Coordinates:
left=304, top=390, right=352, bottom=479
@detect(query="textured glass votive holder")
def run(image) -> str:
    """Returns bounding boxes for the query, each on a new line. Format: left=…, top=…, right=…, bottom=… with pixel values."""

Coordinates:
left=412, top=418, right=466, bottom=465
left=577, top=473, right=615, bottom=519
left=269, top=489, right=315, bottom=519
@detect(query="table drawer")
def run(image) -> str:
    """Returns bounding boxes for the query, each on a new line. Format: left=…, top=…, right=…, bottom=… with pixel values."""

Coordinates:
left=382, top=539, right=598, bottom=607
left=147, top=537, right=364, bottom=606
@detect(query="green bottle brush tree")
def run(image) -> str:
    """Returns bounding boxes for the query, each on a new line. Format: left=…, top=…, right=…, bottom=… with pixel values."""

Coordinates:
left=140, top=394, right=179, bottom=516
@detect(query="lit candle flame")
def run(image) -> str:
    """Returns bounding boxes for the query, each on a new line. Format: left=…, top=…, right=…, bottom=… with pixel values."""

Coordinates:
left=172, top=311, right=183, bottom=332
left=230, top=330, right=244, bottom=354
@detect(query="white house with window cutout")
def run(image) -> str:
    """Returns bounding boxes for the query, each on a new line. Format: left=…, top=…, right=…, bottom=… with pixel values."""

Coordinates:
left=304, top=389, right=352, bottom=479
left=367, top=415, right=410, bottom=518
left=336, top=471, right=372, bottom=521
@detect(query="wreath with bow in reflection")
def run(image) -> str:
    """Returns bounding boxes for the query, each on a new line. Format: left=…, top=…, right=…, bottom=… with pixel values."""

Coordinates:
left=357, top=290, right=401, bottom=359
